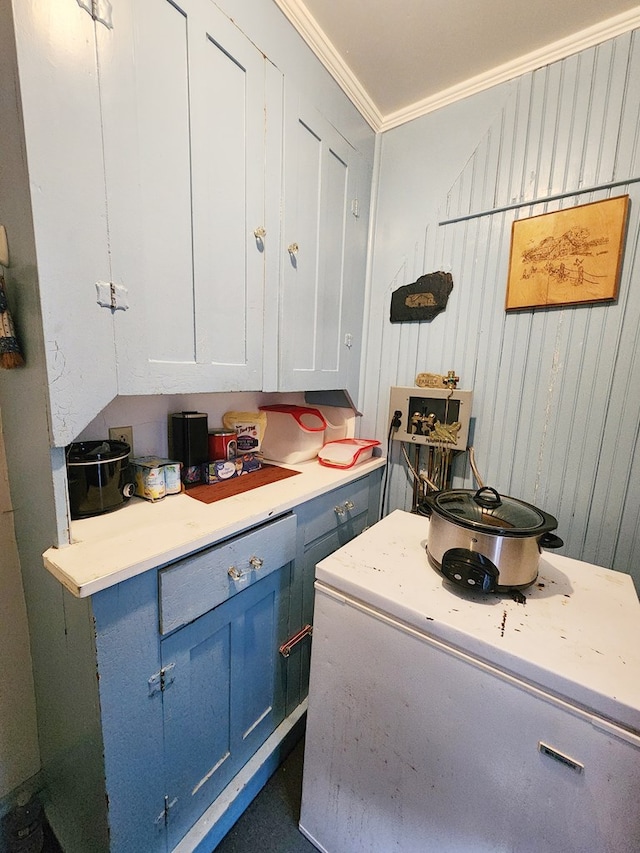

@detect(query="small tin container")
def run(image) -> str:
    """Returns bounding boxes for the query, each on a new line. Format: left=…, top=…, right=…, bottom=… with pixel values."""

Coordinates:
left=208, top=429, right=237, bottom=461
left=163, top=462, right=182, bottom=494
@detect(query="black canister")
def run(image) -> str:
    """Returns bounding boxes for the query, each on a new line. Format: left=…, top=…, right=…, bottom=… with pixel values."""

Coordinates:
left=171, top=412, right=209, bottom=484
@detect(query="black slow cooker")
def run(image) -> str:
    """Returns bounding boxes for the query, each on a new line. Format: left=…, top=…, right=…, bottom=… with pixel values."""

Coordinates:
left=66, top=440, right=135, bottom=519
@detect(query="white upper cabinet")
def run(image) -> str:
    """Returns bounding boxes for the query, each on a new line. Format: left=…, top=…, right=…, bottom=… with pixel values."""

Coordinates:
left=273, top=88, right=367, bottom=397
left=97, top=0, right=281, bottom=394
left=5, top=0, right=373, bottom=447
left=6, top=0, right=118, bottom=447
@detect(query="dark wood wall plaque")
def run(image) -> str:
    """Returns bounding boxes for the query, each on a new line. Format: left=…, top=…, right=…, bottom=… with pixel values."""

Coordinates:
left=390, top=271, right=453, bottom=322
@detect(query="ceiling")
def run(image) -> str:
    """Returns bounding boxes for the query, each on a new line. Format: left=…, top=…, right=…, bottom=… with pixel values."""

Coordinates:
left=274, top=0, right=640, bottom=131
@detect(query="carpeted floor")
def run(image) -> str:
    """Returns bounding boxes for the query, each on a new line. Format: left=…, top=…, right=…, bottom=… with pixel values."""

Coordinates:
left=43, top=820, right=63, bottom=852
left=214, top=737, right=317, bottom=852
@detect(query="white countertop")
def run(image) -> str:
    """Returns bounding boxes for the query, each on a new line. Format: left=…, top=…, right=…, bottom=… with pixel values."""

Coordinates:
left=43, top=457, right=385, bottom=598
left=316, top=509, right=640, bottom=734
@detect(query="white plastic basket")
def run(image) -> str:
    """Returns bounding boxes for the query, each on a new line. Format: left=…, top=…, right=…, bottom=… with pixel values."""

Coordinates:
left=318, top=438, right=380, bottom=469
left=259, top=405, right=328, bottom=463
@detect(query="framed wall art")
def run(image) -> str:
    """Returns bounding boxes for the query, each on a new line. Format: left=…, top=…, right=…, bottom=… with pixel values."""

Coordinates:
left=505, top=195, right=629, bottom=311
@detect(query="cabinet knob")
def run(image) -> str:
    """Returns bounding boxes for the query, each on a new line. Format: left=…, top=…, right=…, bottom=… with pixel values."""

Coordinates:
left=334, top=501, right=355, bottom=516
left=288, top=242, right=299, bottom=255
left=228, top=555, right=264, bottom=581
left=254, top=226, right=266, bottom=253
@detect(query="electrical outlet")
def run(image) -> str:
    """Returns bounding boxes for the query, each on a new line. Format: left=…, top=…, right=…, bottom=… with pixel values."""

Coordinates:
left=109, top=426, right=134, bottom=451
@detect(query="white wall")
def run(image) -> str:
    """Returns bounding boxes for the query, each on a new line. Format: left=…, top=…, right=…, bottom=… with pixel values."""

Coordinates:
left=0, top=407, right=40, bottom=800
left=76, top=391, right=307, bottom=456
left=362, top=28, right=640, bottom=591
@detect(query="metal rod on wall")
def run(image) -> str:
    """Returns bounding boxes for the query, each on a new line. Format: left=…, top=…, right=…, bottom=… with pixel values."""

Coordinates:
left=438, top=175, right=640, bottom=227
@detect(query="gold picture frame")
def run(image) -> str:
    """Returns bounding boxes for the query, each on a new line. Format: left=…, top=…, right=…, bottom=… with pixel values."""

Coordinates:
left=505, top=195, right=629, bottom=311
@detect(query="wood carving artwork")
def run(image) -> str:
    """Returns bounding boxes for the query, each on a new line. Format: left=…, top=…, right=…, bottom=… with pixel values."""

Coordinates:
left=415, top=370, right=459, bottom=389
left=390, top=271, right=453, bottom=322
left=506, top=196, right=629, bottom=310
left=415, top=372, right=446, bottom=388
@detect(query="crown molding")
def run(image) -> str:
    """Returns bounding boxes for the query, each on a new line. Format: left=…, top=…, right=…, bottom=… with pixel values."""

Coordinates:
left=271, top=0, right=383, bottom=130
left=273, top=1, right=640, bottom=134
left=381, top=6, right=640, bottom=131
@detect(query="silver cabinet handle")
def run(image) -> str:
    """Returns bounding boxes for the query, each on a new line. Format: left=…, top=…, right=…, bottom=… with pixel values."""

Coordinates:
left=344, top=500, right=355, bottom=510
left=228, top=555, right=264, bottom=580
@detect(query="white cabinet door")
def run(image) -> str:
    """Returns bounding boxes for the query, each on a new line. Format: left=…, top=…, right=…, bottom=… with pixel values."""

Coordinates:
left=98, top=0, right=280, bottom=394
left=276, top=88, right=366, bottom=396
left=8, top=0, right=117, bottom=447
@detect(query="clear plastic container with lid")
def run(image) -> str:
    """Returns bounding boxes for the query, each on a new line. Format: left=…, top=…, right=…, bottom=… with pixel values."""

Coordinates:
left=259, top=405, right=327, bottom=463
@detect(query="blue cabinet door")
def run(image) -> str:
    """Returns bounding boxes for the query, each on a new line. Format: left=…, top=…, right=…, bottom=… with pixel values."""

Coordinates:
left=286, top=471, right=383, bottom=714
left=160, top=564, right=290, bottom=847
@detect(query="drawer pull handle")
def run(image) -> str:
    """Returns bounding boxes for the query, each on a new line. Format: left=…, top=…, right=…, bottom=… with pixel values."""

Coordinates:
left=538, top=742, right=584, bottom=773
left=334, top=500, right=356, bottom=516
left=228, top=555, right=264, bottom=581
left=279, top=624, right=313, bottom=658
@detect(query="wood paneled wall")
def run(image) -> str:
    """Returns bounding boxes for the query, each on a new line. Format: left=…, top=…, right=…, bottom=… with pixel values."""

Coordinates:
left=363, top=29, right=640, bottom=589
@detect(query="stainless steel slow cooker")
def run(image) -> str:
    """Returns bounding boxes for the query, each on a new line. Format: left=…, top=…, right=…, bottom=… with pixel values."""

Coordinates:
left=422, top=486, right=563, bottom=592
left=66, top=440, right=135, bottom=519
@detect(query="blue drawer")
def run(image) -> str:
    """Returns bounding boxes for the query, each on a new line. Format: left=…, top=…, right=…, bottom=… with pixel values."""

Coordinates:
left=159, top=513, right=297, bottom=634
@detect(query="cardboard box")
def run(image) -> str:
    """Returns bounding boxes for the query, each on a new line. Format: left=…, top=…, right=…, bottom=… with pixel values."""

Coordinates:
left=202, top=453, right=263, bottom=485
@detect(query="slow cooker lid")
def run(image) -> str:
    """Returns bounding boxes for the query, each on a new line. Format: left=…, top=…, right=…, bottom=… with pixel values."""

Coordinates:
left=431, top=487, right=547, bottom=533
left=66, top=440, right=130, bottom=465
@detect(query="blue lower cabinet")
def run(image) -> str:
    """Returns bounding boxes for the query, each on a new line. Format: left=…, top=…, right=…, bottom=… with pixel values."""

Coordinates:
left=91, top=571, right=166, bottom=853
left=160, top=566, right=290, bottom=848
left=286, top=473, right=380, bottom=713
left=85, top=475, right=382, bottom=852
left=90, top=515, right=297, bottom=853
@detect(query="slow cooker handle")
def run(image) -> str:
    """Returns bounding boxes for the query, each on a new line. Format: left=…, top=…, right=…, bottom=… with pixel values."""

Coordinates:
left=539, top=532, right=564, bottom=549
left=473, top=486, right=502, bottom=508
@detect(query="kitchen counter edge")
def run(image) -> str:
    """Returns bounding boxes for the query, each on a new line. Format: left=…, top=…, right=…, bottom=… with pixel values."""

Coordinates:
left=43, top=457, right=386, bottom=599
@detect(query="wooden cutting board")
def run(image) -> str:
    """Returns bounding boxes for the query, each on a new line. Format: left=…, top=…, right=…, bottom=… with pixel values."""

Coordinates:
left=185, top=464, right=301, bottom=505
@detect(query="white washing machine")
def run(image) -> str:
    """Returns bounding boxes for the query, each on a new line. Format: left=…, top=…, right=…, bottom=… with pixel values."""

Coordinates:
left=300, top=510, right=640, bottom=853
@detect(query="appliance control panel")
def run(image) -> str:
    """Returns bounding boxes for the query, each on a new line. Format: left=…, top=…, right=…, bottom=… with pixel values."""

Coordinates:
left=389, top=386, right=472, bottom=449
left=439, top=547, right=498, bottom=593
